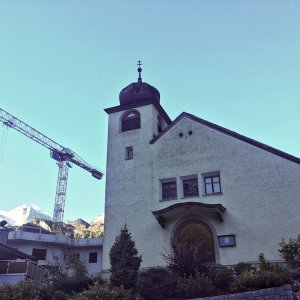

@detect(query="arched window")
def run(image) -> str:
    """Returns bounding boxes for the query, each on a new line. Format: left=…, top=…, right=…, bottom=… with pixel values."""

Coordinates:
left=121, top=110, right=141, bottom=132
left=174, top=220, right=215, bottom=263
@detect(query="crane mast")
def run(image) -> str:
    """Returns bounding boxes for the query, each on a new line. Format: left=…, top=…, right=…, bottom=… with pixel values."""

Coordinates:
left=0, top=107, right=103, bottom=230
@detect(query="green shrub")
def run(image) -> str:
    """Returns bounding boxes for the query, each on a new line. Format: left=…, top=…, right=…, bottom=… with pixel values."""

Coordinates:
left=51, top=275, right=92, bottom=295
left=230, top=270, right=291, bottom=292
left=258, top=253, right=287, bottom=274
left=137, top=267, right=177, bottom=300
left=64, top=250, right=88, bottom=278
left=110, top=224, right=142, bottom=290
left=91, top=272, right=104, bottom=286
left=234, top=262, right=257, bottom=275
left=162, top=241, right=210, bottom=276
left=72, top=284, right=134, bottom=300
left=176, top=272, right=215, bottom=299
left=51, top=290, right=68, bottom=300
left=279, top=236, right=300, bottom=267
left=207, top=266, right=234, bottom=290
left=0, top=280, right=50, bottom=300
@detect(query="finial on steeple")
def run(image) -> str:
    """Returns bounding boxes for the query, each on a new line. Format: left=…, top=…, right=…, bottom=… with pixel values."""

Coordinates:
left=137, top=60, right=142, bottom=83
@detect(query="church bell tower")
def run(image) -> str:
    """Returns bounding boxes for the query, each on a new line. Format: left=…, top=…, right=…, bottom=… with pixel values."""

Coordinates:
left=102, top=62, right=171, bottom=272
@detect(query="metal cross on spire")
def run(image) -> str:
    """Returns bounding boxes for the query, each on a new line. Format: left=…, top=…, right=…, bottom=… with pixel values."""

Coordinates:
left=137, top=60, right=142, bottom=82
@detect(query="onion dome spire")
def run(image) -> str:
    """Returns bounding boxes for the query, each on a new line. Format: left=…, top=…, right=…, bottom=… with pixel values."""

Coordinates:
left=119, top=60, right=160, bottom=105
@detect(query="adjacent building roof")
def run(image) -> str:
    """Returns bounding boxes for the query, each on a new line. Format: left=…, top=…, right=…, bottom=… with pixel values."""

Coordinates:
left=0, top=242, right=34, bottom=260
left=150, top=112, right=300, bottom=165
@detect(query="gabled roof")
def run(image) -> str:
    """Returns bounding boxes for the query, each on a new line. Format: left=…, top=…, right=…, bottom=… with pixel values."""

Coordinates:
left=150, top=112, right=300, bottom=165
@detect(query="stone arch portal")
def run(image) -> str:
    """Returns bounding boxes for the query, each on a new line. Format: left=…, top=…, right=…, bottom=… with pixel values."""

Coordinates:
left=174, top=220, right=215, bottom=263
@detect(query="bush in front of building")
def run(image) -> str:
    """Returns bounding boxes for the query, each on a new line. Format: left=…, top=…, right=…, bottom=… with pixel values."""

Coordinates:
left=49, top=249, right=92, bottom=296
left=51, top=275, right=92, bottom=295
left=207, top=266, right=234, bottom=291
left=136, top=267, right=178, bottom=300
left=176, top=271, right=215, bottom=299
left=230, top=270, right=291, bottom=293
left=230, top=253, right=291, bottom=293
left=234, top=262, right=257, bottom=275
left=279, top=235, right=300, bottom=268
left=109, top=224, right=142, bottom=290
left=51, top=290, right=69, bottom=300
left=72, top=283, right=134, bottom=300
left=162, top=241, right=210, bottom=276
left=0, top=280, right=51, bottom=300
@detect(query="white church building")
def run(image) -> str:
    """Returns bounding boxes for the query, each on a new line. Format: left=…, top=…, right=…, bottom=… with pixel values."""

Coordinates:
left=102, top=66, right=300, bottom=273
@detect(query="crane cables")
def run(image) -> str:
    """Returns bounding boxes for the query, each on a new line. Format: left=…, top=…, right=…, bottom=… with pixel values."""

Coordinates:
left=0, top=125, right=9, bottom=166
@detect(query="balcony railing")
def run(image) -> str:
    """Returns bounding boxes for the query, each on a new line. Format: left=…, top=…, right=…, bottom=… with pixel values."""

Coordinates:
left=0, top=259, right=48, bottom=282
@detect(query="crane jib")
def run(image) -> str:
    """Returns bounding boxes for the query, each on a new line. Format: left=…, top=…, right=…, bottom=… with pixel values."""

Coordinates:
left=0, top=106, right=103, bottom=232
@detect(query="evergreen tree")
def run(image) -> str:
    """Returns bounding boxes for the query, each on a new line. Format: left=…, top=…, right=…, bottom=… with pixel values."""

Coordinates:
left=109, top=224, right=142, bottom=289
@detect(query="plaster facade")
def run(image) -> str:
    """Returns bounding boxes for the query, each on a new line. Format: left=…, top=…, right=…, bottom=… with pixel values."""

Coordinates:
left=102, top=80, right=300, bottom=272
left=7, top=228, right=102, bottom=276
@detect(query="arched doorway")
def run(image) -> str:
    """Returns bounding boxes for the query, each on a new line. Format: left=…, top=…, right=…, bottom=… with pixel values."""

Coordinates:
left=174, top=220, right=215, bottom=263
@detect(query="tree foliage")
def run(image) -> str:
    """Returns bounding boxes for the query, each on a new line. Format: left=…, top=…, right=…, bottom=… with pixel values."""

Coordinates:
left=0, top=280, right=51, bottom=300
left=72, top=284, right=134, bottom=300
left=109, top=224, right=142, bottom=289
left=137, top=267, right=178, bottom=300
left=162, top=240, right=209, bottom=276
left=279, top=235, right=300, bottom=267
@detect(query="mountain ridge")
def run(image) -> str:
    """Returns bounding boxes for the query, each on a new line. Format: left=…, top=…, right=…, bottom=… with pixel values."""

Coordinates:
left=0, top=204, right=104, bottom=238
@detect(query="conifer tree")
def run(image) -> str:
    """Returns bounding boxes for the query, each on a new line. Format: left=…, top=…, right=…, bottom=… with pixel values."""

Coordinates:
left=109, top=223, right=142, bottom=289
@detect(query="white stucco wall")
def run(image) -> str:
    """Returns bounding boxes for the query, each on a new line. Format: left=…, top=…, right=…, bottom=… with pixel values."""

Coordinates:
left=7, top=232, right=102, bottom=276
left=103, top=105, right=162, bottom=270
left=152, top=117, right=300, bottom=265
left=103, top=104, right=300, bottom=270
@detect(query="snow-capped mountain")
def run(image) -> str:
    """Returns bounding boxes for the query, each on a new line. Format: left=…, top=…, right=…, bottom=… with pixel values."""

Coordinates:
left=90, top=213, right=104, bottom=225
left=0, top=204, right=51, bottom=226
left=0, top=204, right=104, bottom=235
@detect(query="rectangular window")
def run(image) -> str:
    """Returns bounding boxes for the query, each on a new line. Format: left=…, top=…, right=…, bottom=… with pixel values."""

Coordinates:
left=162, top=181, right=177, bottom=200
left=125, top=146, right=133, bottom=160
left=183, top=178, right=199, bottom=197
left=89, top=252, right=98, bottom=263
left=204, top=175, right=221, bottom=194
left=32, top=248, right=47, bottom=260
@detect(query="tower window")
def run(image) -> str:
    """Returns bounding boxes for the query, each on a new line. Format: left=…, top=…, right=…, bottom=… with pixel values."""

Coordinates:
left=121, top=110, right=141, bottom=132
left=125, top=146, right=133, bottom=160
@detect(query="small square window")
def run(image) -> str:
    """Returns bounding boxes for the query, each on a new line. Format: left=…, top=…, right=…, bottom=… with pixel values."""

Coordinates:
left=125, top=146, right=133, bottom=160
left=204, top=174, right=221, bottom=194
left=32, top=248, right=47, bottom=260
left=183, top=178, right=199, bottom=197
left=162, top=181, right=177, bottom=200
left=89, top=252, right=97, bottom=263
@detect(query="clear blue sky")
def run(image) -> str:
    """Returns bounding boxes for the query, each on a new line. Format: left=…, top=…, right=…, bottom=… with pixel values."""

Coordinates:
left=0, top=1, right=299, bottom=222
